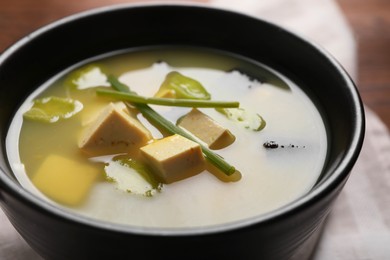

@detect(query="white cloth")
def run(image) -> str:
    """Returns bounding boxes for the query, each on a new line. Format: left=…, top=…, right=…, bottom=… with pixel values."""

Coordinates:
left=1, top=0, right=390, bottom=259
left=313, top=107, right=390, bottom=259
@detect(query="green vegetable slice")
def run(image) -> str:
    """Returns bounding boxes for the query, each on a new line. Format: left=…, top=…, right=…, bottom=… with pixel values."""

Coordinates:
left=217, top=108, right=266, bottom=131
left=23, top=96, right=83, bottom=123
left=154, top=71, right=211, bottom=100
left=66, top=64, right=109, bottom=90
left=104, top=156, right=162, bottom=197
left=96, top=88, right=239, bottom=108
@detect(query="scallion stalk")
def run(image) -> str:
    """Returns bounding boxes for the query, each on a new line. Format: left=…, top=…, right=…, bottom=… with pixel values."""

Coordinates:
left=96, top=88, right=239, bottom=108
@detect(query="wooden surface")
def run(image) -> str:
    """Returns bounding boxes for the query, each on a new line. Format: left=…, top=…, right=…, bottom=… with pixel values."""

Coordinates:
left=336, top=0, right=390, bottom=129
left=1, top=0, right=389, bottom=130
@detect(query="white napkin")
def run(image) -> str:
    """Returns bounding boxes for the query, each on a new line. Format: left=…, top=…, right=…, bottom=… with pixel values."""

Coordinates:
left=313, top=107, right=390, bottom=259
left=2, top=0, right=390, bottom=259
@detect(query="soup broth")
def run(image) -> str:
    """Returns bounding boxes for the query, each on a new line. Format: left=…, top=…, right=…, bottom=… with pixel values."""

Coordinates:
left=7, top=47, right=327, bottom=228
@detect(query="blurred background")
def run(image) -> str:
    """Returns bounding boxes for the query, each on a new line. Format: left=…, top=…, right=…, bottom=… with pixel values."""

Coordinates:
left=336, top=0, right=389, bottom=129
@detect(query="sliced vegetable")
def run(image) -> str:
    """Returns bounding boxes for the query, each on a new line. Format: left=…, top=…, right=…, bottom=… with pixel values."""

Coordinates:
left=104, top=156, right=162, bottom=197
left=96, top=89, right=239, bottom=108
left=107, top=75, right=237, bottom=176
left=217, top=108, right=266, bottom=131
left=66, top=64, right=109, bottom=90
left=23, top=96, right=83, bottom=123
left=154, top=71, right=211, bottom=100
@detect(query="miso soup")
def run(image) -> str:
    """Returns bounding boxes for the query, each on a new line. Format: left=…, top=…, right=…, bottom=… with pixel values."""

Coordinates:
left=6, top=47, right=327, bottom=228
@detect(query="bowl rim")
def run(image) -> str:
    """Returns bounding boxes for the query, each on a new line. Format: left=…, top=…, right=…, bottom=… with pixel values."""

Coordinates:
left=0, top=2, right=365, bottom=236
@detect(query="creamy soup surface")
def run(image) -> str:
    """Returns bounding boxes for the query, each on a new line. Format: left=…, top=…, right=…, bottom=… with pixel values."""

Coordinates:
left=7, top=47, right=327, bottom=228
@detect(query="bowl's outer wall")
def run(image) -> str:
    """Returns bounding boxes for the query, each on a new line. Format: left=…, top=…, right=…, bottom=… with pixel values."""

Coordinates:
left=0, top=180, right=343, bottom=259
left=0, top=4, right=364, bottom=259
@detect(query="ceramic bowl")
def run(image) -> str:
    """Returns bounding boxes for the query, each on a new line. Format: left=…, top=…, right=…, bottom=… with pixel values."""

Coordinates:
left=0, top=4, right=365, bottom=259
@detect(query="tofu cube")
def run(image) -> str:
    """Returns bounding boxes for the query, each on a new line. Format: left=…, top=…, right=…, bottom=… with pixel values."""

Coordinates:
left=79, top=102, right=153, bottom=156
left=32, top=154, right=100, bottom=206
left=140, top=134, right=205, bottom=184
left=177, top=108, right=235, bottom=150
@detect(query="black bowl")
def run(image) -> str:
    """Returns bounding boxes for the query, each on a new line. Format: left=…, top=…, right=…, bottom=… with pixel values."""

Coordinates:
left=0, top=3, right=365, bottom=259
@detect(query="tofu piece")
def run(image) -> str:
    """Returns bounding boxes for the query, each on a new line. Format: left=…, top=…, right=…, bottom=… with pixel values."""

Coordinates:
left=79, top=102, right=153, bottom=156
left=140, top=134, right=205, bottom=184
left=32, top=154, right=100, bottom=206
left=81, top=101, right=131, bottom=127
left=177, top=108, right=235, bottom=150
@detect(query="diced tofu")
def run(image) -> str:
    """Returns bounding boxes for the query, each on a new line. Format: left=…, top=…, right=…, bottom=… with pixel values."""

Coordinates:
left=81, top=102, right=131, bottom=127
left=79, top=102, right=153, bottom=156
left=177, top=108, right=235, bottom=150
left=140, top=134, right=205, bottom=184
left=32, top=154, right=100, bottom=206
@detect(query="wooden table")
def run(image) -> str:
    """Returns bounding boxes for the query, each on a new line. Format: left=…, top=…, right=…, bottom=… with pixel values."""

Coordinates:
left=1, top=0, right=389, bottom=129
left=337, top=0, right=390, bottom=129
